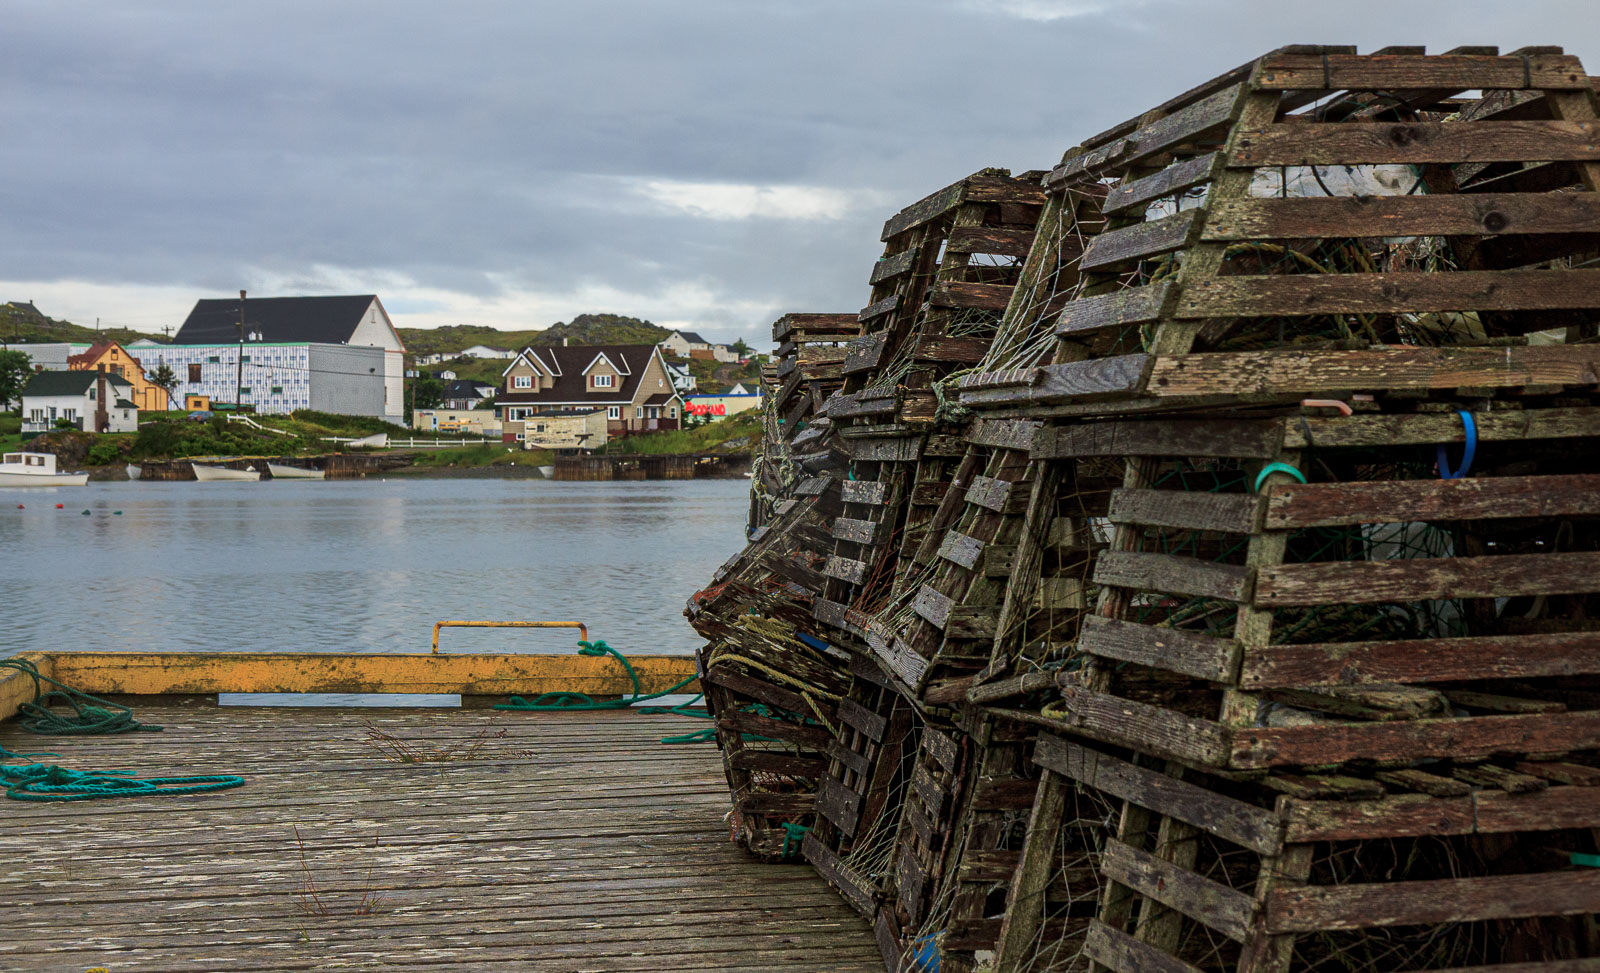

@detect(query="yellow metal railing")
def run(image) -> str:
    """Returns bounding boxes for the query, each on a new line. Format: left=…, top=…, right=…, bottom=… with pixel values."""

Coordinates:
left=431, top=620, right=589, bottom=655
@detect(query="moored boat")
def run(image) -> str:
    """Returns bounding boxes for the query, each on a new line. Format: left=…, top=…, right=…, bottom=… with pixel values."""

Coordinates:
left=191, top=462, right=261, bottom=482
left=266, top=463, right=325, bottom=480
left=348, top=433, right=389, bottom=449
left=125, top=464, right=142, bottom=481
left=0, top=452, right=90, bottom=487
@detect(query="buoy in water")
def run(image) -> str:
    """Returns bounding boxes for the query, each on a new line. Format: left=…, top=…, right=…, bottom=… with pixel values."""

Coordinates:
left=113, top=510, right=122, bottom=515
left=55, top=503, right=64, bottom=509
left=81, top=510, right=90, bottom=516
left=15, top=504, right=22, bottom=509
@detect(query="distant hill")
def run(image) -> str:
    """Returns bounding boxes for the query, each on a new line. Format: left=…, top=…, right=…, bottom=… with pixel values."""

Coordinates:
left=397, top=314, right=670, bottom=361
left=0, top=301, right=162, bottom=346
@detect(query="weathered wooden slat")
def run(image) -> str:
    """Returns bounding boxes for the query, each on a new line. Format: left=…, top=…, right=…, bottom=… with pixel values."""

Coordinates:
left=1282, top=785, right=1600, bottom=843
left=966, top=418, right=1039, bottom=451
left=839, top=480, right=888, bottom=505
left=836, top=697, right=887, bottom=742
left=1230, top=710, right=1600, bottom=769
left=812, top=597, right=848, bottom=631
left=964, top=475, right=1022, bottom=514
left=1114, top=83, right=1244, bottom=170
left=717, top=711, right=832, bottom=750
left=1102, top=154, right=1221, bottom=217
left=1077, top=616, right=1237, bottom=684
left=842, top=332, right=890, bottom=375
left=882, top=182, right=965, bottom=241
left=1232, top=121, right=1600, bottom=166
left=822, top=556, right=867, bottom=585
left=1283, top=406, right=1600, bottom=449
left=1264, top=473, right=1600, bottom=529
left=1205, top=193, right=1600, bottom=241
left=801, top=833, right=878, bottom=916
left=1094, top=550, right=1251, bottom=602
left=1101, top=838, right=1256, bottom=942
left=773, top=312, right=859, bottom=342
left=1034, top=417, right=1281, bottom=460
left=817, top=776, right=863, bottom=836
left=912, top=585, right=956, bottom=630
left=868, top=249, right=918, bottom=285
left=831, top=517, right=881, bottom=545
left=912, top=335, right=989, bottom=364
left=947, top=225, right=1035, bottom=257
left=843, top=436, right=922, bottom=463
left=858, top=295, right=899, bottom=324
left=1255, top=551, right=1600, bottom=607
left=738, top=792, right=817, bottom=817
left=1149, top=344, right=1600, bottom=395
left=957, top=848, right=1021, bottom=882
left=970, top=354, right=1148, bottom=404
left=1036, top=735, right=1279, bottom=855
left=1264, top=869, right=1600, bottom=933
left=930, top=281, right=1013, bottom=311
left=1239, top=630, right=1600, bottom=688
left=937, top=532, right=986, bottom=571
left=729, top=750, right=828, bottom=778
left=995, top=690, right=1231, bottom=766
left=1056, top=282, right=1174, bottom=338
left=827, top=740, right=871, bottom=777
left=924, top=727, right=958, bottom=774
left=705, top=667, right=832, bottom=720
left=1108, top=488, right=1262, bottom=533
left=1255, top=53, right=1590, bottom=91
left=911, top=764, right=948, bottom=816
left=1083, top=920, right=1206, bottom=973
left=1080, top=209, right=1203, bottom=272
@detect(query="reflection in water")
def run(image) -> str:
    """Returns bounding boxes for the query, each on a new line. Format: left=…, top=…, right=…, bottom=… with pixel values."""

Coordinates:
left=1, top=478, right=748, bottom=657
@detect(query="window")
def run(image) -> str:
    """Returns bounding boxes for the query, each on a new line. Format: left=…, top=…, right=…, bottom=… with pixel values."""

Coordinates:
left=535, top=424, right=546, bottom=433
left=606, top=406, right=620, bottom=420
left=513, top=375, right=532, bottom=389
left=515, top=433, right=525, bottom=442
left=29, top=409, right=42, bottom=422
left=207, top=356, right=220, bottom=364
left=241, top=355, right=250, bottom=363
left=271, top=386, right=283, bottom=394
left=62, top=408, right=76, bottom=422
left=240, top=387, right=251, bottom=397
left=188, top=364, right=202, bottom=382
left=593, top=374, right=614, bottom=388
left=89, top=387, right=97, bottom=400
left=669, top=407, right=677, bottom=418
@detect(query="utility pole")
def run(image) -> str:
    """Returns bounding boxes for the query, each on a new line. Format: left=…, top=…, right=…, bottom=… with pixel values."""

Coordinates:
left=236, top=289, right=246, bottom=412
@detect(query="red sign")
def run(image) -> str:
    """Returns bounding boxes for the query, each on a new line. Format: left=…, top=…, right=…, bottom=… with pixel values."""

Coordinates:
left=686, top=403, right=726, bottom=416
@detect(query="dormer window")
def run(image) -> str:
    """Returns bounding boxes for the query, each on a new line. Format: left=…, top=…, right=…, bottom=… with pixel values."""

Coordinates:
left=593, top=374, right=614, bottom=389
left=513, top=375, right=532, bottom=390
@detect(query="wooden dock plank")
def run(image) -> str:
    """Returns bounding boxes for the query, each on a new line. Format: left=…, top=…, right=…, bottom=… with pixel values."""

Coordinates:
left=0, top=706, right=876, bottom=972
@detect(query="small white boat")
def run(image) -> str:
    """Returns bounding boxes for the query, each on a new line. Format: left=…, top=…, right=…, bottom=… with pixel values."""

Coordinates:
left=192, top=462, right=261, bottom=482
left=267, top=463, right=325, bottom=480
left=348, top=433, right=389, bottom=449
left=0, top=452, right=89, bottom=487
left=126, top=464, right=142, bottom=481
left=538, top=465, right=555, bottom=478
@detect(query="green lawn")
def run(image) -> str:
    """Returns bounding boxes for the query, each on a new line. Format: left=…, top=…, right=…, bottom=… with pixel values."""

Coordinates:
left=603, top=411, right=760, bottom=455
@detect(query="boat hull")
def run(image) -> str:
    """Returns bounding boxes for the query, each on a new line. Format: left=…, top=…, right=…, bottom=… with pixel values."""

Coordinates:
left=266, top=463, right=325, bottom=480
left=191, top=463, right=261, bottom=482
left=0, top=471, right=90, bottom=487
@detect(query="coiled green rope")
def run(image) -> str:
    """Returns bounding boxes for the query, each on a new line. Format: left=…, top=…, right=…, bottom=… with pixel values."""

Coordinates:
left=0, top=749, right=245, bottom=802
left=0, top=658, right=162, bottom=734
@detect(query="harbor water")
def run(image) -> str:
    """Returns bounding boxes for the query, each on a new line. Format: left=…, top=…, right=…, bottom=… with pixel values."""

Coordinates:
left=1, top=478, right=748, bottom=698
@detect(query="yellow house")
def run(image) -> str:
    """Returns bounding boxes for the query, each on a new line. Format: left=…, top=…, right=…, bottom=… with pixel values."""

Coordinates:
left=69, top=341, right=170, bottom=411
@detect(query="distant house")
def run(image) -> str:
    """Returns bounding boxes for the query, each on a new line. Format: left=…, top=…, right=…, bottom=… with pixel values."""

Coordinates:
left=432, top=369, right=458, bottom=381
left=68, top=341, right=169, bottom=411
left=412, top=408, right=501, bottom=437
left=710, top=343, right=738, bottom=364
left=21, top=370, right=137, bottom=433
left=439, top=379, right=497, bottom=410
left=160, top=294, right=405, bottom=423
left=497, top=344, right=683, bottom=442
left=459, top=345, right=514, bottom=360
left=414, top=353, right=450, bottom=366
left=664, top=361, right=697, bottom=394
left=658, top=330, right=711, bottom=358
left=11, top=342, right=78, bottom=372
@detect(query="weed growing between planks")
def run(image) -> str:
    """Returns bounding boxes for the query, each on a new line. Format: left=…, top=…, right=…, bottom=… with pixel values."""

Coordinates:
left=291, top=825, right=384, bottom=918
left=359, top=722, right=530, bottom=763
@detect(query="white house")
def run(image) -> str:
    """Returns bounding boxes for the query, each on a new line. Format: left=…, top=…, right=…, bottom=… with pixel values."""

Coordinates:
left=658, top=330, right=711, bottom=357
left=459, top=345, right=514, bottom=360
left=711, top=343, right=739, bottom=364
left=20, top=370, right=137, bottom=433
left=664, top=361, right=697, bottom=393
left=168, top=294, right=405, bottom=423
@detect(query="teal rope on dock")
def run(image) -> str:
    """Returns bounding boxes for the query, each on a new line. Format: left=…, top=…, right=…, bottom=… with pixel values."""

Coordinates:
left=0, top=748, right=245, bottom=802
left=0, top=658, right=162, bottom=735
left=493, top=640, right=712, bottom=742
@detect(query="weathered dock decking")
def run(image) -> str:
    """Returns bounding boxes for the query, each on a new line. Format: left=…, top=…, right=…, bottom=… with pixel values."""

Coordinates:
left=0, top=706, right=879, bottom=972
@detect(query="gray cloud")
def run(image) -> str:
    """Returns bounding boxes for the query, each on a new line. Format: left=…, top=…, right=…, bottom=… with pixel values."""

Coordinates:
left=2, top=0, right=1595, bottom=342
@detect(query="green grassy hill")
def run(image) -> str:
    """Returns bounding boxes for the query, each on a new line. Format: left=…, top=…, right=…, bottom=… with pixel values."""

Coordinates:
left=0, top=302, right=162, bottom=346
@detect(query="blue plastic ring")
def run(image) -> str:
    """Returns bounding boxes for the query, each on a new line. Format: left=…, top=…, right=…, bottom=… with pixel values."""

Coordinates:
left=1436, top=411, right=1476, bottom=480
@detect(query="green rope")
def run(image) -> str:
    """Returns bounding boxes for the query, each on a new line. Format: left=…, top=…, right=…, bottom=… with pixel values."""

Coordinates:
left=493, top=640, right=713, bottom=742
left=779, top=822, right=810, bottom=860
left=0, top=658, right=162, bottom=734
left=0, top=748, right=244, bottom=802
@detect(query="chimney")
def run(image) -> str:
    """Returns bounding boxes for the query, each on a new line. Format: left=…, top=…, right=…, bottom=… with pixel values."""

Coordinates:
left=96, top=372, right=109, bottom=432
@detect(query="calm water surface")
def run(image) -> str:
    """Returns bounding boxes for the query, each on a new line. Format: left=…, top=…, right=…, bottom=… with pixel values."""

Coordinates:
left=1, top=477, right=749, bottom=659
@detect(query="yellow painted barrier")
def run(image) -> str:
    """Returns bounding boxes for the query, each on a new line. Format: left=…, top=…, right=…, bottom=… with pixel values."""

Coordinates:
left=431, top=620, right=590, bottom=654
left=0, top=653, right=51, bottom=723
left=41, top=651, right=696, bottom=698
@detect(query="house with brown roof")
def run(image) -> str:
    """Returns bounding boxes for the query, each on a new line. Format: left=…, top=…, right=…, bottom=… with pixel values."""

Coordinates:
left=497, top=343, right=684, bottom=444
left=68, top=340, right=169, bottom=411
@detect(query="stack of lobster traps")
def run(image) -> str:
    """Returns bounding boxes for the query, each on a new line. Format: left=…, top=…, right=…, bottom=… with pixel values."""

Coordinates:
left=690, top=44, right=1600, bottom=972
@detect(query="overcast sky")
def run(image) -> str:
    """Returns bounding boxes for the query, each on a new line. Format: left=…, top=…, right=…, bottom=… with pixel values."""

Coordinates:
left=2, top=1, right=1594, bottom=347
